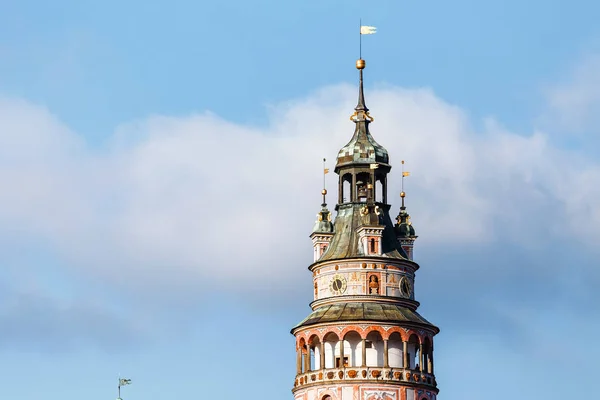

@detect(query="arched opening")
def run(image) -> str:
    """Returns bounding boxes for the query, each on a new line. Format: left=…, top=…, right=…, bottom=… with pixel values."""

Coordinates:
left=356, top=172, right=371, bottom=202
left=322, top=396, right=332, bottom=400
left=388, top=332, right=403, bottom=368
left=368, top=274, right=379, bottom=294
left=365, top=331, right=384, bottom=367
left=423, top=337, right=432, bottom=373
left=334, top=337, right=351, bottom=368
left=298, top=337, right=307, bottom=374
left=341, top=173, right=352, bottom=203
left=323, top=332, right=339, bottom=369
left=375, top=178, right=384, bottom=203
left=370, top=238, right=376, bottom=253
left=343, top=331, right=362, bottom=367
left=407, top=334, right=420, bottom=370
left=309, top=335, right=322, bottom=370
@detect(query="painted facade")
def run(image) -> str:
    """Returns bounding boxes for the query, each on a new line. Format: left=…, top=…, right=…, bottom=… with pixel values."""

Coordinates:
left=291, top=58, right=439, bottom=400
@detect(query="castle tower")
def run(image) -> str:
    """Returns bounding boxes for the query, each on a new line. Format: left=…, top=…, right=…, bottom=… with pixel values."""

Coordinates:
left=291, top=58, right=440, bottom=400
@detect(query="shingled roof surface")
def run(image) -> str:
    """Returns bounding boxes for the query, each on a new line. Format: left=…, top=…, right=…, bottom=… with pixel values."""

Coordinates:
left=293, top=302, right=438, bottom=331
left=319, top=204, right=408, bottom=261
left=336, top=122, right=389, bottom=168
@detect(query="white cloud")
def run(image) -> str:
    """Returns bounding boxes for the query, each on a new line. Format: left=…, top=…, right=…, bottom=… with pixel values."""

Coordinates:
left=0, top=82, right=599, bottom=293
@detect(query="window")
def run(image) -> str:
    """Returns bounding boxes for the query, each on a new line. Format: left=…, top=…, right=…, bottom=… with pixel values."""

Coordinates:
left=335, top=356, right=349, bottom=368
left=370, top=238, right=376, bottom=253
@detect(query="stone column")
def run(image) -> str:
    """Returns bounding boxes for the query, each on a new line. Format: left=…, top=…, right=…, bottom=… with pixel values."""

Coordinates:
left=429, top=349, right=434, bottom=374
left=403, top=341, right=409, bottom=369
left=297, top=346, right=302, bottom=374
left=362, top=339, right=367, bottom=367
left=383, top=176, right=388, bottom=204
left=351, top=174, right=356, bottom=202
left=370, top=171, right=375, bottom=202
left=419, top=343, right=424, bottom=371
left=339, top=338, right=345, bottom=368
left=383, top=339, right=389, bottom=368
left=339, top=176, right=343, bottom=204
left=305, top=346, right=311, bottom=372
left=320, top=342, right=325, bottom=370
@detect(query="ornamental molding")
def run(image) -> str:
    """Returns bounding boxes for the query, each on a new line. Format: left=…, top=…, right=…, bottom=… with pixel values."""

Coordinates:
left=363, top=390, right=396, bottom=400
left=312, top=234, right=334, bottom=241
left=357, top=227, right=385, bottom=235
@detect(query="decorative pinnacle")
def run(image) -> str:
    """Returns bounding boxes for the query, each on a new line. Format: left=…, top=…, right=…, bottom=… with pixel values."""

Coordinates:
left=400, top=160, right=410, bottom=208
left=355, top=59, right=368, bottom=112
left=322, top=158, right=329, bottom=206
left=350, top=59, right=374, bottom=122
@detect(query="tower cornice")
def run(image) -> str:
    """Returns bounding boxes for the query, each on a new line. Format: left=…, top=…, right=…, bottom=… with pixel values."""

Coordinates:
left=308, top=256, right=420, bottom=273
left=309, top=294, right=420, bottom=311
left=290, top=318, right=440, bottom=337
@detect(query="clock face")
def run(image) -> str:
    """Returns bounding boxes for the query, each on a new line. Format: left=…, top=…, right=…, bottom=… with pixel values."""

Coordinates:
left=329, top=274, right=347, bottom=295
left=399, top=276, right=412, bottom=298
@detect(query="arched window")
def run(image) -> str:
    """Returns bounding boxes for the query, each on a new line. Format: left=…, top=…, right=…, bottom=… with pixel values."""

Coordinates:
left=370, top=238, right=376, bottom=252
left=375, top=179, right=383, bottom=202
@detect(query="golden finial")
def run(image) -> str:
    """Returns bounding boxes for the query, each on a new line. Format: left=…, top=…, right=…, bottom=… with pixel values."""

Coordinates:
left=322, top=158, right=329, bottom=205
left=356, top=59, right=366, bottom=69
left=401, top=160, right=410, bottom=207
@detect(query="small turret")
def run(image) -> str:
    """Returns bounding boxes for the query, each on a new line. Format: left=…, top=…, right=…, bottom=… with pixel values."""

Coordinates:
left=310, top=181, right=334, bottom=262
left=395, top=191, right=418, bottom=260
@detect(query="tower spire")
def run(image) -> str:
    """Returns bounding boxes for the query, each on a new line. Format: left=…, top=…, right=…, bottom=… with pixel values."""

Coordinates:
left=350, top=59, right=374, bottom=123
left=396, top=160, right=417, bottom=260
left=353, top=24, right=376, bottom=117
left=322, top=158, right=328, bottom=206
left=356, top=60, right=368, bottom=112
left=401, top=160, right=410, bottom=208
left=310, top=158, right=334, bottom=262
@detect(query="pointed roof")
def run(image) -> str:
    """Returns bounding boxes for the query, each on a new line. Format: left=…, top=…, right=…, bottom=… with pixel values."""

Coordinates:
left=312, top=189, right=334, bottom=234
left=395, top=192, right=417, bottom=238
left=336, top=59, right=389, bottom=171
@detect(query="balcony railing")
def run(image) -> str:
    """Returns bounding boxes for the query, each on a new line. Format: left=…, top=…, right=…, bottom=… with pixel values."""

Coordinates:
left=293, top=367, right=437, bottom=389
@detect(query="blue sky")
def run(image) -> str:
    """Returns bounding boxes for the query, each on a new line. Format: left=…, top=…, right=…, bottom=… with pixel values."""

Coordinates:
left=1, top=1, right=600, bottom=399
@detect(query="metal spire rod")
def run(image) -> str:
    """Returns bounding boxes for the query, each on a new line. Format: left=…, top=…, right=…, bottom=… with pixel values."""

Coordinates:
left=322, top=158, right=328, bottom=205
left=400, top=160, right=410, bottom=208
left=117, top=377, right=132, bottom=400
left=359, top=18, right=362, bottom=59
left=401, top=160, right=405, bottom=193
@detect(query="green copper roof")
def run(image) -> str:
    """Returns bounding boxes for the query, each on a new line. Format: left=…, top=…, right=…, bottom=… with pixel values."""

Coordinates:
left=293, top=302, right=438, bottom=331
left=319, top=203, right=408, bottom=261
left=313, top=205, right=334, bottom=234
left=395, top=205, right=416, bottom=238
left=336, top=122, right=389, bottom=169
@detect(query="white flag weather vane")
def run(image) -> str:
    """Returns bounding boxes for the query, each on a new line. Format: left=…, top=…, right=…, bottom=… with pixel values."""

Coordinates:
left=359, top=24, right=376, bottom=59
left=360, top=25, right=377, bottom=35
